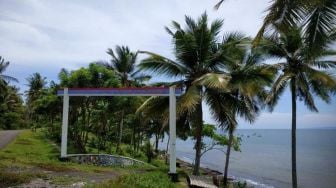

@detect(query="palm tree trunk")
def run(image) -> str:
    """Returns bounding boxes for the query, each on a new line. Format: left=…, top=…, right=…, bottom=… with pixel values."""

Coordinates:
left=155, top=133, right=159, bottom=152
left=192, top=102, right=203, bottom=175
left=133, top=124, right=137, bottom=151
left=223, top=129, right=233, bottom=186
left=116, top=109, right=124, bottom=153
left=290, top=79, right=297, bottom=188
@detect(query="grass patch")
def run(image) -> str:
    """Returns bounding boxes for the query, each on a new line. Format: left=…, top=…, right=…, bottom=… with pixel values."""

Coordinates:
left=51, top=175, right=84, bottom=186
left=34, top=162, right=74, bottom=172
left=0, top=171, right=47, bottom=187
left=0, top=130, right=126, bottom=173
left=86, top=171, right=176, bottom=188
left=0, top=130, right=59, bottom=163
left=0, top=130, right=188, bottom=188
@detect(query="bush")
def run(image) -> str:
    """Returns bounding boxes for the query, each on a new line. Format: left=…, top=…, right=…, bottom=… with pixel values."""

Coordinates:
left=142, top=140, right=154, bottom=163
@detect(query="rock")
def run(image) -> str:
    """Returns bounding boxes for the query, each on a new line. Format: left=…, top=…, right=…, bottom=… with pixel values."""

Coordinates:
left=72, top=182, right=86, bottom=188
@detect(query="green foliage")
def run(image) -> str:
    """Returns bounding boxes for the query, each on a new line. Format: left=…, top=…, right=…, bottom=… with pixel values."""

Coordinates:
left=88, top=171, right=176, bottom=188
left=143, top=140, right=155, bottom=163
left=0, top=56, right=18, bottom=85
left=196, top=123, right=241, bottom=158
left=237, top=181, right=247, bottom=188
left=0, top=85, right=25, bottom=130
left=0, top=57, right=24, bottom=130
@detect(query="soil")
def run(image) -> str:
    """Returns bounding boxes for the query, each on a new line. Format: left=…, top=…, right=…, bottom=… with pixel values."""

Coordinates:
left=6, top=166, right=119, bottom=188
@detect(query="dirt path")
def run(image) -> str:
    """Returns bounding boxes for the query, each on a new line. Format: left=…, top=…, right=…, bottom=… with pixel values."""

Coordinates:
left=0, top=130, right=21, bottom=149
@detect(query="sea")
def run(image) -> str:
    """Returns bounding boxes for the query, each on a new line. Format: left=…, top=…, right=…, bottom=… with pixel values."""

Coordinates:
left=158, top=129, right=336, bottom=188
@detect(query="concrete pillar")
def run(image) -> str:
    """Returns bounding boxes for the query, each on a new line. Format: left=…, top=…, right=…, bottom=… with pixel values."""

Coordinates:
left=61, top=88, right=69, bottom=158
left=169, top=86, right=177, bottom=181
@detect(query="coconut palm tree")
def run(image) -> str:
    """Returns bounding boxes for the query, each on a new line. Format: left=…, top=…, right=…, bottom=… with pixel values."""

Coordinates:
left=26, top=73, right=47, bottom=103
left=198, top=49, right=275, bottom=185
left=0, top=56, right=18, bottom=86
left=103, top=45, right=150, bottom=152
left=138, top=12, right=249, bottom=175
left=253, top=0, right=336, bottom=48
left=214, top=0, right=336, bottom=49
left=106, top=46, right=151, bottom=87
left=260, top=26, right=336, bottom=188
left=26, top=73, right=47, bottom=123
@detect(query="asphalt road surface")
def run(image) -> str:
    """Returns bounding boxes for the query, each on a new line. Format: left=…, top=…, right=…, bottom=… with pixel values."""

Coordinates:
left=0, top=130, right=21, bottom=149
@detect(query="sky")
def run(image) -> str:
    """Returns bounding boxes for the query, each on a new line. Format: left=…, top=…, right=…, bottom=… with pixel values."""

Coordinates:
left=1, top=0, right=335, bottom=129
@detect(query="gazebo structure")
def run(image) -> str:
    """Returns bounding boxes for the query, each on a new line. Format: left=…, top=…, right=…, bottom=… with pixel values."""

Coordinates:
left=57, top=87, right=182, bottom=179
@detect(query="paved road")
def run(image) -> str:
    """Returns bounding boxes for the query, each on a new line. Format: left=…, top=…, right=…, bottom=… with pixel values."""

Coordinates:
left=0, top=130, right=21, bottom=149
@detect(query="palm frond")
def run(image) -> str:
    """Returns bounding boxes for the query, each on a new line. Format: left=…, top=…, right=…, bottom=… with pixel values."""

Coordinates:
left=266, top=72, right=292, bottom=110
left=0, top=75, right=19, bottom=83
left=210, top=19, right=224, bottom=37
left=149, top=80, right=186, bottom=87
left=0, top=57, right=10, bottom=73
left=177, top=85, right=201, bottom=116
left=0, top=57, right=18, bottom=83
left=222, top=32, right=249, bottom=45
left=138, top=51, right=187, bottom=77
left=205, top=89, right=237, bottom=129
left=229, top=62, right=276, bottom=98
left=185, top=15, right=197, bottom=32
left=236, top=95, right=259, bottom=123
left=297, top=72, right=318, bottom=111
left=308, top=60, right=336, bottom=69
left=136, top=96, right=169, bottom=120
left=165, top=26, right=174, bottom=36
left=107, top=45, right=137, bottom=75
left=214, top=0, right=226, bottom=10
left=193, top=73, right=231, bottom=90
left=303, top=0, right=336, bottom=55
left=253, top=0, right=306, bottom=46
left=303, top=65, right=336, bottom=103
left=258, top=35, right=289, bottom=59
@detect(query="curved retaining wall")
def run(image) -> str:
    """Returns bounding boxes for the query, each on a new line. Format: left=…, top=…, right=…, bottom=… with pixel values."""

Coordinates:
left=65, top=154, right=147, bottom=167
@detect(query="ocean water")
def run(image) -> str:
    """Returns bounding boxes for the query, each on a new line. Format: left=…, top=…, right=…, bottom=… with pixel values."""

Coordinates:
left=158, top=129, right=336, bottom=188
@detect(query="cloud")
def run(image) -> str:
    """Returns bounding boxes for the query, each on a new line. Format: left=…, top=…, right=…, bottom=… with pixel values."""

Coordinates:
left=0, top=0, right=269, bottom=67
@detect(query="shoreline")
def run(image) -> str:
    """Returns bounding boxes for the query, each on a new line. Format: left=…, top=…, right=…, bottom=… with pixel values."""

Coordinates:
left=176, top=158, right=223, bottom=176
left=176, top=157, right=273, bottom=188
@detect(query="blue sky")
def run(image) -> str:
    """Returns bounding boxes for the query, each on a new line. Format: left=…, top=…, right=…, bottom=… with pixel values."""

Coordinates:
left=1, top=0, right=335, bottom=129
